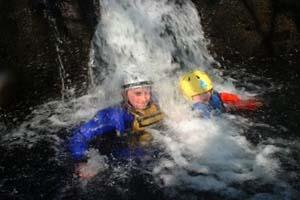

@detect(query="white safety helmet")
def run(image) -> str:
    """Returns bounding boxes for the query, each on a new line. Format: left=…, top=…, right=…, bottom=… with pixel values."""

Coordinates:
left=122, top=72, right=152, bottom=90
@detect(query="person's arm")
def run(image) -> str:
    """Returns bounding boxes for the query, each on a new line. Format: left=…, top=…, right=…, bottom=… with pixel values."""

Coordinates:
left=70, top=107, right=130, bottom=160
left=219, top=92, right=263, bottom=111
left=69, top=107, right=130, bottom=179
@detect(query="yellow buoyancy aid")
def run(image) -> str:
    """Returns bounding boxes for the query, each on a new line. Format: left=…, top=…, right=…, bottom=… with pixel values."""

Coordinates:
left=128, top=103, right=164, bottom=143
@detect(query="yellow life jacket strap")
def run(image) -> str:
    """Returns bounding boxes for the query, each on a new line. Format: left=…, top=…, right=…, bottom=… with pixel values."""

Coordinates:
left=136, top=112, right=163, bottom=127
left=129, top=103, right=164, bottom=132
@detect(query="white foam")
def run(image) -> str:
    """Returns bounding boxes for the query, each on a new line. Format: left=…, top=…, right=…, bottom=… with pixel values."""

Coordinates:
left=87, top=0, right=283, bottom=195
left=85, top=149, right=109, bottom=174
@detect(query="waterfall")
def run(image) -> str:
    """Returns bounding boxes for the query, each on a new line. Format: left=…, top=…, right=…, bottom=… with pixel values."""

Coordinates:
left=86, top=0, right=294, bottom=198
left=89, top=0, right=225, bottom=114
left=90, top=0, right=216, bottom=87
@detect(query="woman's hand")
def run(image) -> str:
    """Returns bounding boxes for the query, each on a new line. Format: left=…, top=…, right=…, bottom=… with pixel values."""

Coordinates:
left=75, top=162, right=98, bottom=180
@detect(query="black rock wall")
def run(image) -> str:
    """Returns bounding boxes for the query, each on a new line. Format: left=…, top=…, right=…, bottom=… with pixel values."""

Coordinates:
left=192, top=0, right=300, bottom=65
left=0, top=0, right=100, bottom=119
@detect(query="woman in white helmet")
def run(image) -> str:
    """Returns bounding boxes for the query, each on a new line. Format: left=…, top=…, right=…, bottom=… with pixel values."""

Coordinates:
left=70, top=73, right=163, bottom=179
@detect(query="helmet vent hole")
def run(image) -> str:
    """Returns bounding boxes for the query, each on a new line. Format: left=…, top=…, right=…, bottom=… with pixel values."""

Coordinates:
left=195, top=75, right=200, bottom=79
left=188, top=77, right=191, bottom=81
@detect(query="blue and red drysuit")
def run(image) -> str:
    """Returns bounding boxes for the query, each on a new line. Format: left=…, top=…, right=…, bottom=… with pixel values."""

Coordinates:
left=192, top=91, right=262, bottom=118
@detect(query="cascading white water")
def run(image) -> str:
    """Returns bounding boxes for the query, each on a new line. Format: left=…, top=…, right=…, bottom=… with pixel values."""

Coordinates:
left=87, top=0, right=294, bottom=198
left=89, top=0, right=217, bottom=94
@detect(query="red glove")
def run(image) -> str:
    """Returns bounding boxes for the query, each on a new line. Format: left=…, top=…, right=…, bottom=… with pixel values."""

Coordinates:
left=219, top=92, right=263, bottom=111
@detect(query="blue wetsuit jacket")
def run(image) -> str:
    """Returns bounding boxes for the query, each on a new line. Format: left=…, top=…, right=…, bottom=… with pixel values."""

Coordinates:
left=70, top=105, right=135, bottom=161
left=192, top=91, right=225, bottom=118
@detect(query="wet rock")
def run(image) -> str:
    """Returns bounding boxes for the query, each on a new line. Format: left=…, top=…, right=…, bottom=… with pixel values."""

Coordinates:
left=192, top=0, right=300, bottom=65
left=0, top=70, right=15, bottom=108
left=0, top=0, right=100, bottom=120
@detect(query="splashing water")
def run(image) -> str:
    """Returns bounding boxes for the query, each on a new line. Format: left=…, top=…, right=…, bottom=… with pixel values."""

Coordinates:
left=1, top=0, right=299, bottom=199
left=87, top=0, right=298, bottom=199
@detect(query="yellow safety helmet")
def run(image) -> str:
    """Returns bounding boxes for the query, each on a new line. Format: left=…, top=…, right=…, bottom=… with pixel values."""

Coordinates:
left=179, top=70, right=213, bottom=101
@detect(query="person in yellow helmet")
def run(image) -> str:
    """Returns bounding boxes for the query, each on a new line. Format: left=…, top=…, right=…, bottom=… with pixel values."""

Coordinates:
left=179, top=70, right=263, bottom=118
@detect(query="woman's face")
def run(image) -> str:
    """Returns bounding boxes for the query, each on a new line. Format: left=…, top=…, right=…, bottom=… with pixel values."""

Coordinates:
left=192, top=91, right=212, bottom=104
left=126, top=87, right=151, bottom=110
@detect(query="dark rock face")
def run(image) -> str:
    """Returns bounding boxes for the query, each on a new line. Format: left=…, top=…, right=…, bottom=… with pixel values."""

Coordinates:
left=0, top=0, right=99, bottom=120
left=192, top=0, right=300, bottom=65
